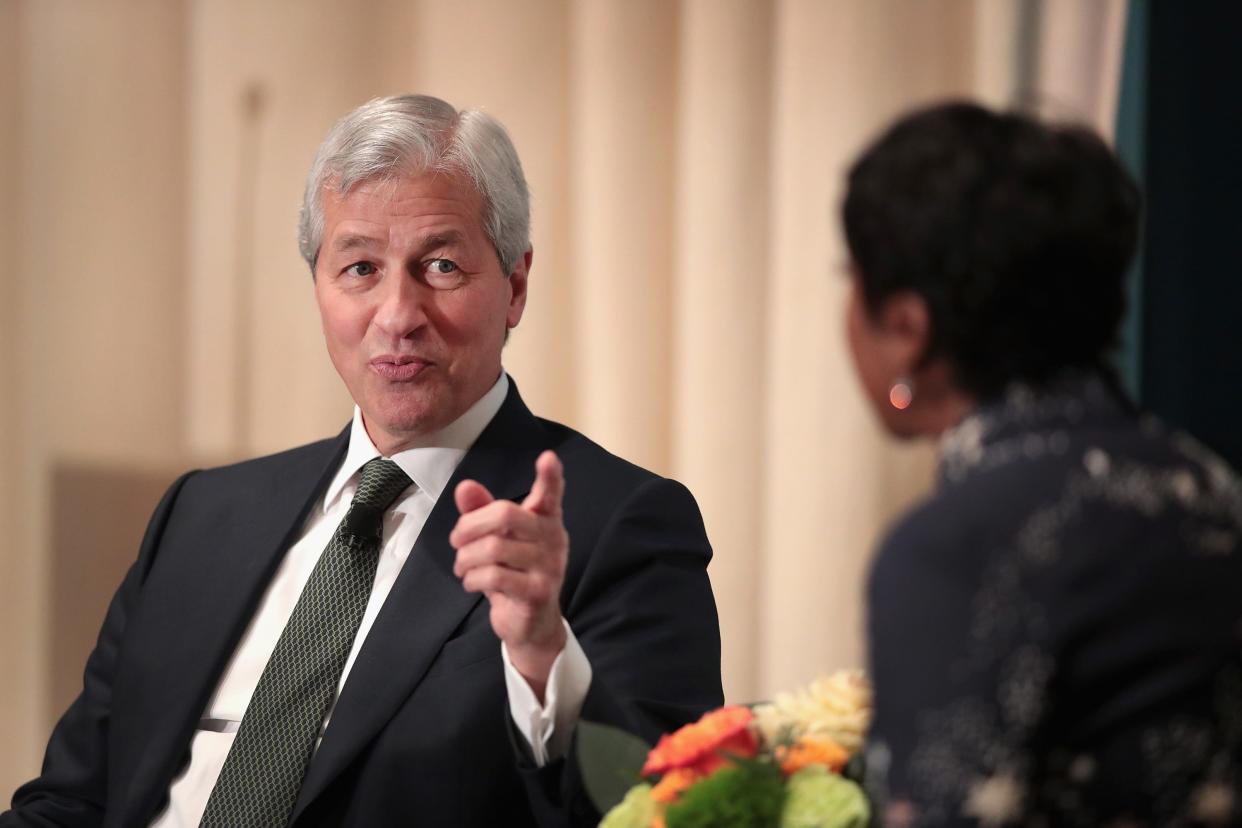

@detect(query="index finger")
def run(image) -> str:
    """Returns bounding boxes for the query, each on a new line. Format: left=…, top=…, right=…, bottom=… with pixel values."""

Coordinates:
left=521, top=450, right=563, bottom=517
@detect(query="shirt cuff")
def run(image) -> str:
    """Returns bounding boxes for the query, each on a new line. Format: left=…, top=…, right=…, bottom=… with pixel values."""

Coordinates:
left=502, top=619, right=593, bottom=766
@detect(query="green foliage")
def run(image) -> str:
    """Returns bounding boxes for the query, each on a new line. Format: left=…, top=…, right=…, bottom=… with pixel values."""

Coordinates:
left=665, top=760, right=786, bottom=828
left=599, top=784, right=658, bottom=828
left=780, top=766, right=870, bottom=828
left=576, top=720, right=653, bottom=814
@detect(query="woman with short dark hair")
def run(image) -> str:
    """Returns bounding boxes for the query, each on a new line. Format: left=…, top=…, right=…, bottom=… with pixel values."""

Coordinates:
left=843, top=102, right=1242, bottom=826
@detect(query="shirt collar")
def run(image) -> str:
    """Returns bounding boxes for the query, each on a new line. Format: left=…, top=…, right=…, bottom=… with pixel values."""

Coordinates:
left=322, top=373, right=510, bottom=512
left=937, top=370, right=1131, bottom=486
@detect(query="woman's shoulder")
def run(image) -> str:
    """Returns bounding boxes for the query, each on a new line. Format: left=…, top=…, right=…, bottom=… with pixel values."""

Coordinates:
left=874, top=410, right=1242, bottom=606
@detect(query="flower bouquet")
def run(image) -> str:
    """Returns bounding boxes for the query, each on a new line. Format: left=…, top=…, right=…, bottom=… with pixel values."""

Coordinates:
left=578, top=671, right=873, bottom=828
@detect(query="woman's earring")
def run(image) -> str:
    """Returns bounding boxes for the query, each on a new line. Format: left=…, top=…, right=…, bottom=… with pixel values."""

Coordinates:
left=888, top=377, right=915, bottom=410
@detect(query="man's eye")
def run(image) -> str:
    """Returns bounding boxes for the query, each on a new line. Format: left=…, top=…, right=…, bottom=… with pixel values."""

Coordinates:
left=425, top=258, right=463, bottom=288
left=345, top=262, right=377, bottom=277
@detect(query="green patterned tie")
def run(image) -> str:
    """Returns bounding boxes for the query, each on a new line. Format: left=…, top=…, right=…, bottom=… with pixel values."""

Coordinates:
left=199, top=457, right=412, bottom=828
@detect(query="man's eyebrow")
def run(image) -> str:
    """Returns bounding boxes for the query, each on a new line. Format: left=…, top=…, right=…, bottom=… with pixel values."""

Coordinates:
left=422, top=230, right=464, bottom=249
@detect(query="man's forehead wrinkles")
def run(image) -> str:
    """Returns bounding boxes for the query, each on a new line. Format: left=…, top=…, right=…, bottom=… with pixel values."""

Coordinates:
left=336, top=199, right=478, bottom=231
left=331, top=232, right=385, bottom=252
left=326, top=223, right=469, bottom=256
left=320, top=172, right=488, bottom=260
left=388, top=227, right=470, bottom=255
left=344, top=175, right=474, bottom=206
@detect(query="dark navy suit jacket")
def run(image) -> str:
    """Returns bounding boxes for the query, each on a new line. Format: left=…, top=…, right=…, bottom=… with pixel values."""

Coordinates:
left=4, top=383, right=723, bottom=827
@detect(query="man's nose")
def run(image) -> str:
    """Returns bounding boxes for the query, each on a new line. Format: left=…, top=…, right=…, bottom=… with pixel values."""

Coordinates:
left=373, top=270, right=429, bottom=338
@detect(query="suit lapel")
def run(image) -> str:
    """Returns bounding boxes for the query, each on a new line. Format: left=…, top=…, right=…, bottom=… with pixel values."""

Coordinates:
left=290, top=383, right=547, bottom=821
left=119, top=430, right=349, bottom=825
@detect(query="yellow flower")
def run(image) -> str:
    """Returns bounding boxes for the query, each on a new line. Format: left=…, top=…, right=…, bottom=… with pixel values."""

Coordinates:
left=752, top=671, right=872, bottom=753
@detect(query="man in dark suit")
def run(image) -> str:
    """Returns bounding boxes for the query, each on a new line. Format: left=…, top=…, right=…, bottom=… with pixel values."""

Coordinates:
left=3, top=94, right=722, bottom=827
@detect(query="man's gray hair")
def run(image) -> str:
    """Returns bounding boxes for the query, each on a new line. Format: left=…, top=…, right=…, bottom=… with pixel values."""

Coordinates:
left=298, top=94, right=531, bottom=275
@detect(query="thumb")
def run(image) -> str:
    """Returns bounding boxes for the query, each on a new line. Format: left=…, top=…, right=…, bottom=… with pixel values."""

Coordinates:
left=455, top=479, right=495, bottom=515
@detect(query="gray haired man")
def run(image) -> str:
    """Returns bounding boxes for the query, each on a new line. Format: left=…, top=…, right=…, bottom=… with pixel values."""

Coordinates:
left=4, top=95, right=722, bottom=828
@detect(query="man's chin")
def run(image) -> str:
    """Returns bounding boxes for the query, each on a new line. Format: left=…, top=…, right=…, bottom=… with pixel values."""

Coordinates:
left=361, top=393, right=468, bottom=447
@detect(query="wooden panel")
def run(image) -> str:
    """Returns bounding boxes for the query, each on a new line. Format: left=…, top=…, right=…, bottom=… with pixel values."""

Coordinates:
left=49, top=464, right=182, bottom=716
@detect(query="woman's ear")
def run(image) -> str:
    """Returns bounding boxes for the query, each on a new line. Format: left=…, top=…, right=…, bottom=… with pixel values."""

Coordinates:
left=875, top=291, right=932, bottom=372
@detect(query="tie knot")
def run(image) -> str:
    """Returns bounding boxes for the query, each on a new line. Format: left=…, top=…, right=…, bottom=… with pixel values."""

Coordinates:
left=352, top=457, right=413, bottom=512
left=340, top=458, right=411, bottom=545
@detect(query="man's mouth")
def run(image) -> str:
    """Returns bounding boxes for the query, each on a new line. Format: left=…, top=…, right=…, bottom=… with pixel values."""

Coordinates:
left=370, top=355, right=432, bottom=381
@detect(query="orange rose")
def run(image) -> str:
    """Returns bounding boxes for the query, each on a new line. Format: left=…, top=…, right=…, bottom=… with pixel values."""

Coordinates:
left=650, top=768, right=698, bottom=804
left=641, top=706, right=759, bottom=777
left=777, top=735, right=850, bottom=775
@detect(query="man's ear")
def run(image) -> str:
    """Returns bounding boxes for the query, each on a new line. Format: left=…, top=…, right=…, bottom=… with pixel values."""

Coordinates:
left=876, top=290, right=932, bottom=371
left=506, top=247, right=532, bottom=329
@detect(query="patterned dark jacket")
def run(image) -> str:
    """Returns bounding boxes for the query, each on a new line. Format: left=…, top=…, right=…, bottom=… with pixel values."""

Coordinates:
left=867, top=375, right=1242, bottom=827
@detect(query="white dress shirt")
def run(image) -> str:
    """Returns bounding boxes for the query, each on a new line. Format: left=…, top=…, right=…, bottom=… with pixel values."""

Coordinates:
left=150, top=374, right=591, bottom=827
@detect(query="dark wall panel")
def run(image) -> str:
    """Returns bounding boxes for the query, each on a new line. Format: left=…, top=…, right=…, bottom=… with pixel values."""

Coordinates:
left=1140, top=1, right=1242, bottom=468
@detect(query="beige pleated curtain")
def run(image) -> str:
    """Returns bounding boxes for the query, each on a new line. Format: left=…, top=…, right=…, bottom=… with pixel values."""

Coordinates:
left=0, top=0, right=1126, bottom=790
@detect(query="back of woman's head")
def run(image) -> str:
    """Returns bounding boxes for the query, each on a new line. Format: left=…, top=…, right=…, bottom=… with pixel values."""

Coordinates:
left=842, top=102, right=1142, bottom=399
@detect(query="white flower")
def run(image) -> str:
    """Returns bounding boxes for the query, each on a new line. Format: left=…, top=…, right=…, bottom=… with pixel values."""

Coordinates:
left=753, top=670, right=872, bottom=753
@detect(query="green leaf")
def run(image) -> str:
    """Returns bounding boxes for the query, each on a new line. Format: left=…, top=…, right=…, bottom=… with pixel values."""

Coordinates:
left=576, top=719, right=654, bottom=814
left=665, top=761, right=786, bottom=828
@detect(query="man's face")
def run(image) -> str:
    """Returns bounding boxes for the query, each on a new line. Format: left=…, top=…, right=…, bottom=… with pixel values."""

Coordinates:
left=314, top=171, right=529, bottom=454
